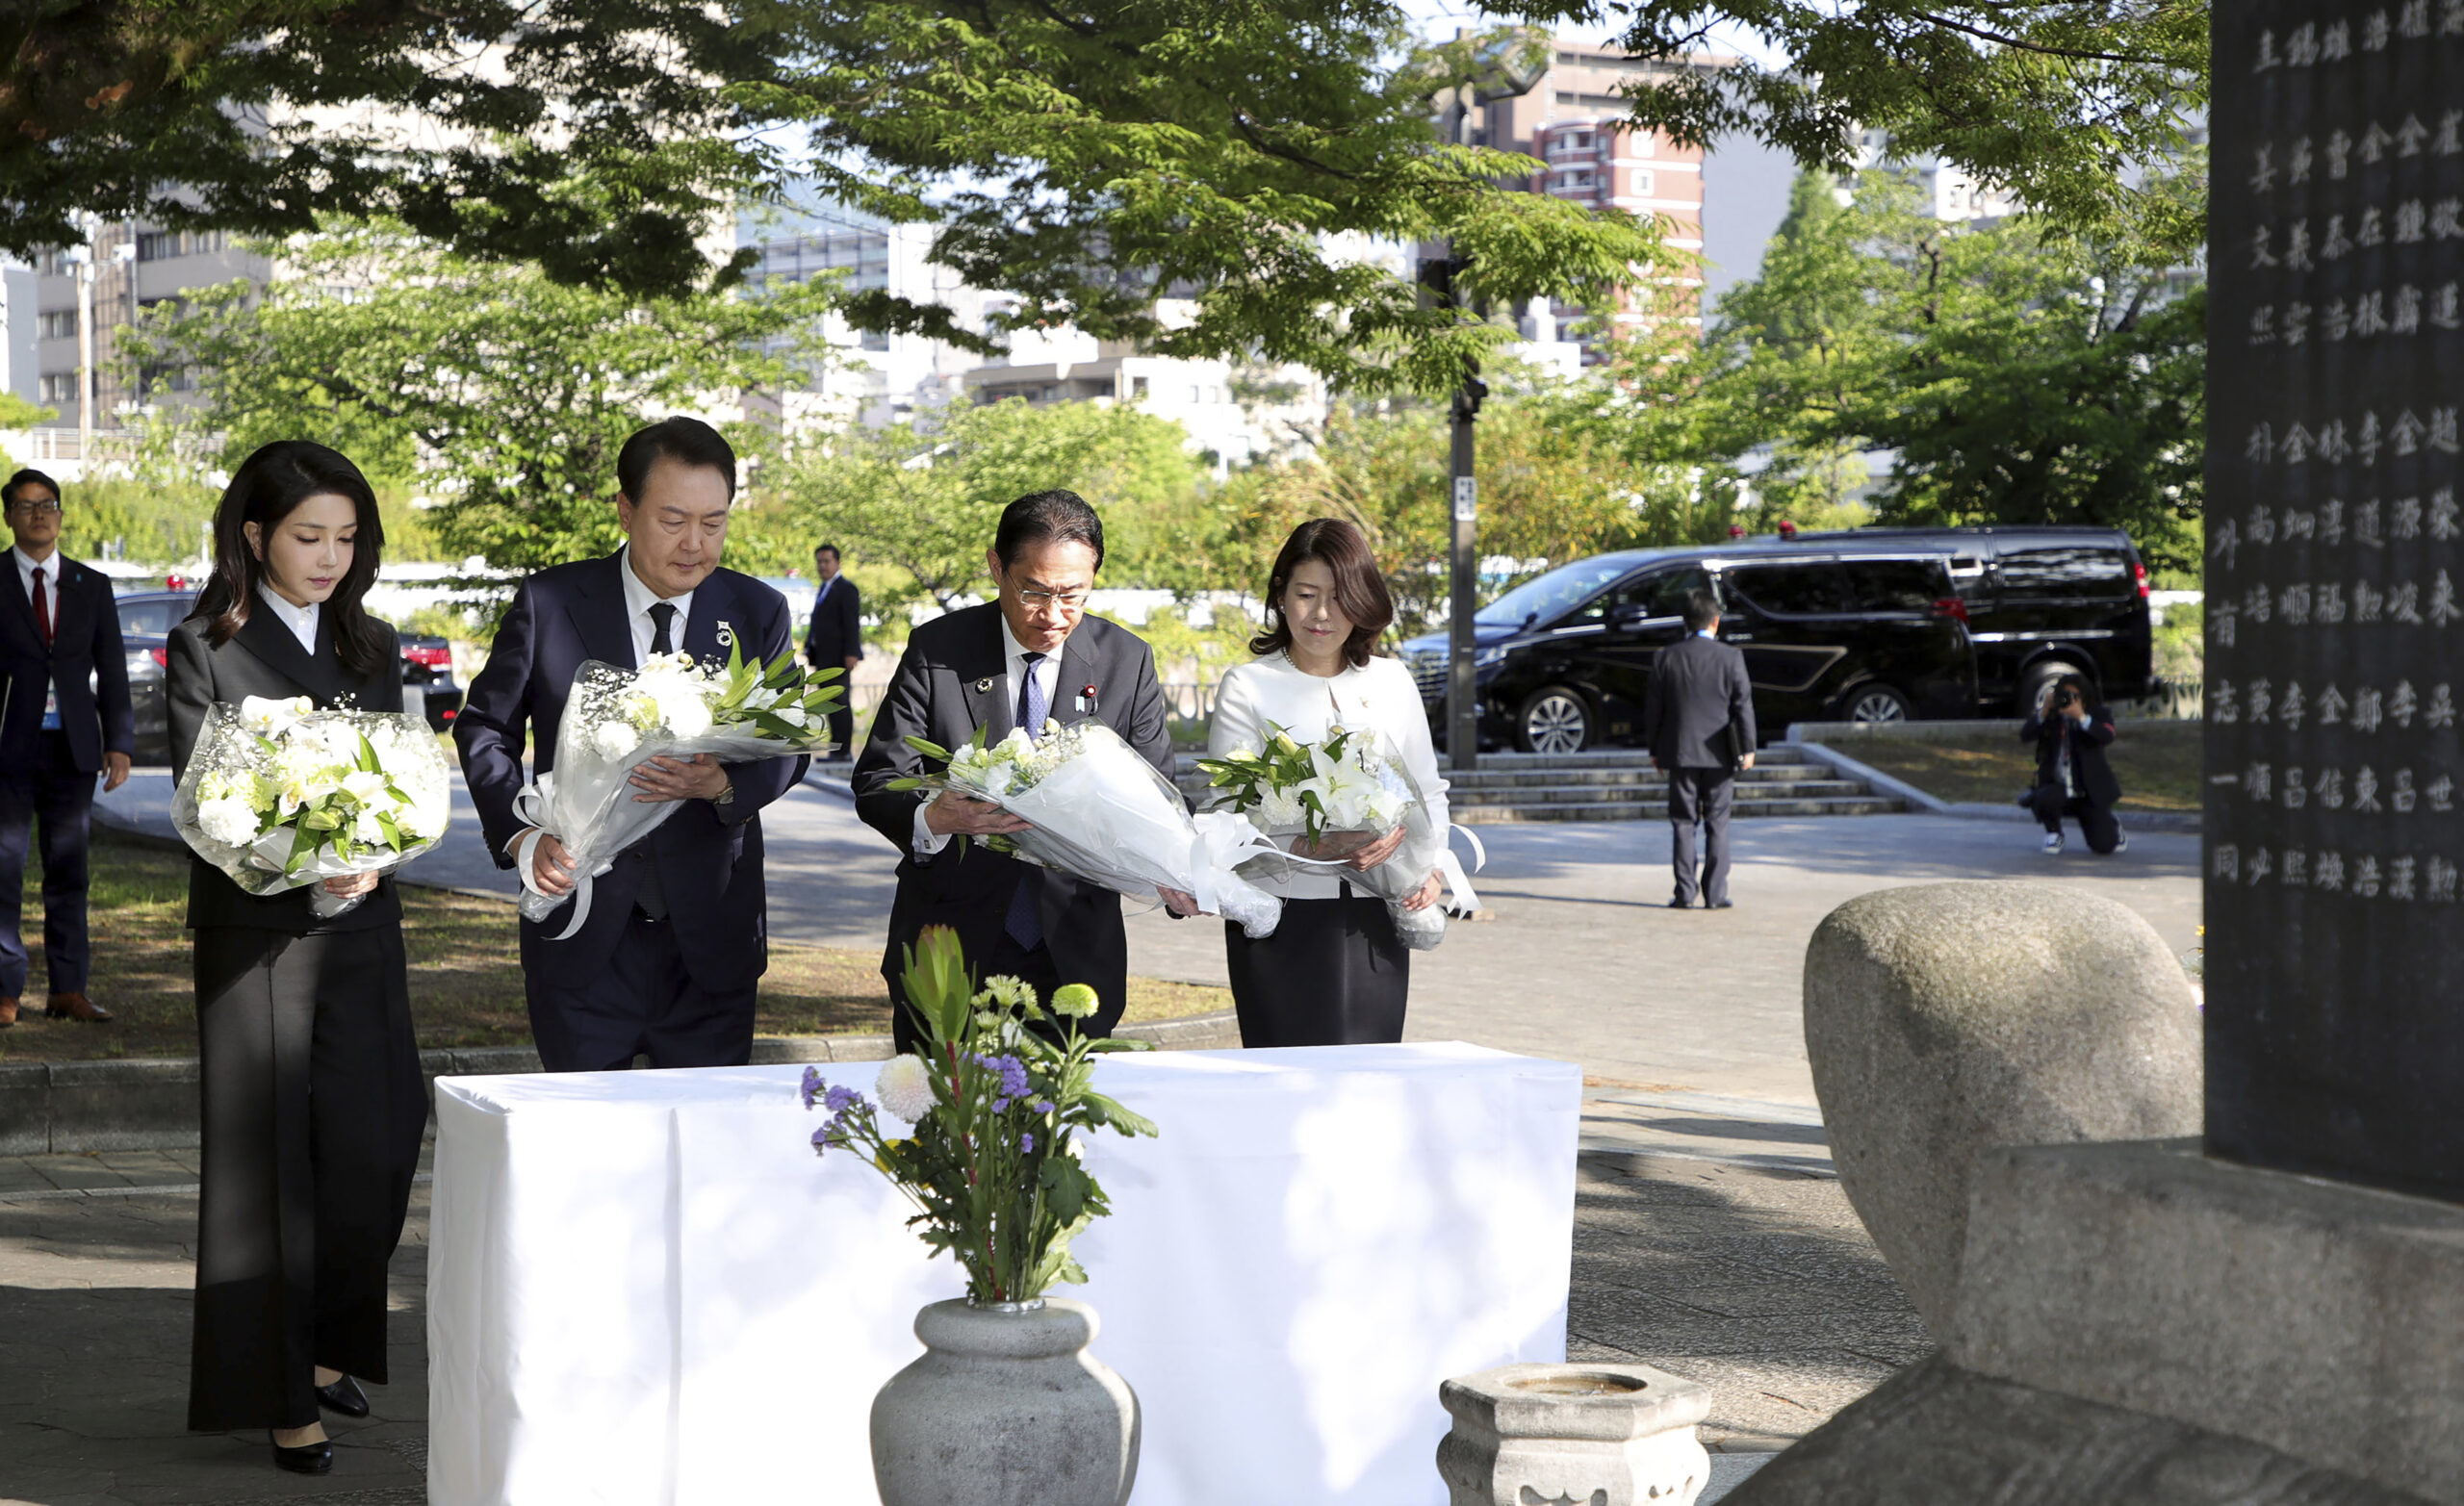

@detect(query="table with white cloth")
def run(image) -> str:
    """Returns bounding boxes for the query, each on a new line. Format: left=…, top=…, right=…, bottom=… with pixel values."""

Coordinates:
left=426, top=1041, right=1581, bottom=1506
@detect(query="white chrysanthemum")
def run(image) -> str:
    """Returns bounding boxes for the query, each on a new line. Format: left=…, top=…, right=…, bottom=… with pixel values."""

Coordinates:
left=593, top=720, right=642, bottom=761
left=196, top=795, right=262, bottom=848
left=650, top=680, right=713, bottom=737
left=875, top=1054, right=937, bottom=1124
left=352, top=809, right=390, bottom=847
left=1258, top=786, right=1305, bottom=829
left=340, top=769, right=389, bottom=806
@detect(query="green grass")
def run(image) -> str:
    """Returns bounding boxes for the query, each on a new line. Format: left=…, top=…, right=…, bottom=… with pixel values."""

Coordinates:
left=1836, top=721, right=2202, bottom=813
left=0, top=829, right=1229, bottom=1060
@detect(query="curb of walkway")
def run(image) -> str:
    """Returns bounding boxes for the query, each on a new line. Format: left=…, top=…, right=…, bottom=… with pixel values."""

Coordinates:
left=0, top=1012, right=1241, bottom=1156
left=1788, top=740, right=2203, bottom=834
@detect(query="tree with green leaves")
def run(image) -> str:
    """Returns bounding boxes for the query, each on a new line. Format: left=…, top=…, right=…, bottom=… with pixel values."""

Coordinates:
left=1576, top=169, right=2205, bottom=571
left=123, top=222, right=837, bottom=572
left=1581, top=0, right=2208, bottom=261
left=784, top=399, right=1212, bottom=613
left=0, top=395, right=57, bottom=430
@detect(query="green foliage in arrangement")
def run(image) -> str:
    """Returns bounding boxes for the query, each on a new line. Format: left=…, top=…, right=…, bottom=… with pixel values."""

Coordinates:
left=803, top=926, right=1157, bottom=1304
left=120, top=221, right=838, bottom=575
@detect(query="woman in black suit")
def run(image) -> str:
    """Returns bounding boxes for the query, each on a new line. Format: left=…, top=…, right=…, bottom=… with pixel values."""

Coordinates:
left=170, top=442, right=424, bottom=1475
left=2021, top=672, right=2128, bottom=855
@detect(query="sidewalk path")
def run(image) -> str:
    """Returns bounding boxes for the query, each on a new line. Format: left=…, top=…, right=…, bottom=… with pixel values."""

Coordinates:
left=0, top=1102, right=1901, bottom=1502
left=98, top=770, right=2199, bottom=1109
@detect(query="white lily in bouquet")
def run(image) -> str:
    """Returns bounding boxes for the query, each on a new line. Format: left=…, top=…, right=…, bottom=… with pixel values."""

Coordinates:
left=515, top=645, right=843, bottom=936
left=172, top=695, right=455, bottom=918
left=891, top=719, right=1287, bottom=939
left=1196, top=723, right=1479, bottom=950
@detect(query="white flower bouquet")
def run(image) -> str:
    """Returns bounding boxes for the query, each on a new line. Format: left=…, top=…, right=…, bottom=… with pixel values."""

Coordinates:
left=893, top=720, right=1287, bottom=939
left=1197, top=724, right=1474, bottom=951
left=515, top=646, right=842, bottom=935
left=171, top=695, right=454, bottom=917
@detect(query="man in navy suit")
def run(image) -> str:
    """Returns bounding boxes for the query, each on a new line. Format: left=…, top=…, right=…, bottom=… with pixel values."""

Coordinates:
left=455, top=420, right=809, bottom=1071
left=0, top=470, right=132, bottom=1029
left=803, top=543, right=860, bottom=756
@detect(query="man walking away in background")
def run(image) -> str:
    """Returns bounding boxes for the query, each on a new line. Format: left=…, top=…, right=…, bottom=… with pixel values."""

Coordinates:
left=805, top=543, right=860, bottom=758
left=1643, top=588, right=1756, bottom=910
left=0, top=469, right=133, bottom=1027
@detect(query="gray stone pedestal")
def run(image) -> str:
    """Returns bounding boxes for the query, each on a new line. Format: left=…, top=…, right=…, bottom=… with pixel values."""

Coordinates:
left=1438, top=1363, right=1712, bottom=1506
left=1723, top=1140, right=2463, bottom=1505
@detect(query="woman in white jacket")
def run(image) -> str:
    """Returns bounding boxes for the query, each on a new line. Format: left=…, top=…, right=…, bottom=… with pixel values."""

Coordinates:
left=1207, top=519, right=1449, bottom=1046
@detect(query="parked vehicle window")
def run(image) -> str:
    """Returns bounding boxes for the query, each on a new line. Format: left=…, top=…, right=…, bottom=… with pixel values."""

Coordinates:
left=1618, top=568, right=1710, bottom=620
left=1996, top=548, right=2132, bottom=594
left=1728, top=559, right=1940, bottom=616
left=1476, top=557, right=1634, bottom=627
left=117, top=600, right=174, bottom=635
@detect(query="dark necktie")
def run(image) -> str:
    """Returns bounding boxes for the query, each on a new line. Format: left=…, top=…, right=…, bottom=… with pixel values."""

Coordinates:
left=32, top=566, right=50, bottom=646
left=634, top=600, right=680, bottom=920
left=1002, top=652, right=1049, bottom=951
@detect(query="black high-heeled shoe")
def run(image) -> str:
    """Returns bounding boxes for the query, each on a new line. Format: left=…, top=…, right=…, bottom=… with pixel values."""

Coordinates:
left=270, top=1432, right=333, bottom=1475
left=317, top=1374, right=371, bottom=1417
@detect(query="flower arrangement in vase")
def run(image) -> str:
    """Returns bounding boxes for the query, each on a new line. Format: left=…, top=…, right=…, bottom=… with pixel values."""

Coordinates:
left=805, top=925, right=1156, bottom=1506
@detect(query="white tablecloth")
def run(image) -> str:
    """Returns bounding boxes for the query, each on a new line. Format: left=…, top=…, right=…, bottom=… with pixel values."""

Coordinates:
left=427, top=1041, right=1580, bottom=1505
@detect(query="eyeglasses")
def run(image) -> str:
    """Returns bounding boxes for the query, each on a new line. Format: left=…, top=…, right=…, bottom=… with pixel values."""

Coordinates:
left=9, top=500, right=61, bottom=516
left=1015, top=586, right=1090, bottom=611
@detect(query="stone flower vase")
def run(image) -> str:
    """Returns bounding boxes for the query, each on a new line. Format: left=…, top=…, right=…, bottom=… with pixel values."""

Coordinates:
left=870, top=1296, right=1140, bottom=1506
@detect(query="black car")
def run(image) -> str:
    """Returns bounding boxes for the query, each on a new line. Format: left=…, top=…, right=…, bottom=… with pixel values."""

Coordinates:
left=1841, top=525, right=2156, bottom=714
left=1399, top=541, right=1981, bottom=753
left=116, top=590, right=468, bottom=765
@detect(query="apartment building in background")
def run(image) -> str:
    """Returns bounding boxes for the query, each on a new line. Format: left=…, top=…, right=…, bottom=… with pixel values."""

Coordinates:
left=22, top=221, right=268, bottom=443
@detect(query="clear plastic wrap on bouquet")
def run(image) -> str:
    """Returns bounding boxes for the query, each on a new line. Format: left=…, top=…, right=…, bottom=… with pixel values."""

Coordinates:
left=516, top=653, right=837, bottom=937
left=1207, top=732, right=1481, bottom=951
left=898, top=721, right=1287, bottom=939
left=171, top=697, right=454, bottom=918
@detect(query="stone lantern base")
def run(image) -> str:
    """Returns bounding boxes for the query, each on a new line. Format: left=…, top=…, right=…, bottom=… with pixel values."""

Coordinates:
left=1438, top=1362, right=1713, bottom=1506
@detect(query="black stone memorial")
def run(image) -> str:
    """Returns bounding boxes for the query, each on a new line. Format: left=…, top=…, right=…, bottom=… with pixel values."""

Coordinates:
left=2208, top=0, right=2464, bottom=1200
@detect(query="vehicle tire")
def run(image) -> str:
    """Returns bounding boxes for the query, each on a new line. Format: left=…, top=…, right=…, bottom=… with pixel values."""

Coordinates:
left=1837, top=682, right=1912, bottom=725
left=2017, top=659, right=2092, bottom=717
left=1515, top=685, right=1593, bottom=754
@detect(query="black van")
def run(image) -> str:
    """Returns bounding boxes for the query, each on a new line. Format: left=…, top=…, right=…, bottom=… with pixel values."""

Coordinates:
left=1840, top=525, right=2155, bottom=714
left=1399, top=541, right=1979, bottom=753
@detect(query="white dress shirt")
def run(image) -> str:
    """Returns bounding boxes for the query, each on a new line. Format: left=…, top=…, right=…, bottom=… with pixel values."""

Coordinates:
left=619, top=547, right=694, bottom=667
left=14, top=547, right=62, bottom=727
left=254, top=581, right=321, bottom=653
left=1206, top=651, right=1451, bottom=899
left=911, top=616, right=1065, bottom=855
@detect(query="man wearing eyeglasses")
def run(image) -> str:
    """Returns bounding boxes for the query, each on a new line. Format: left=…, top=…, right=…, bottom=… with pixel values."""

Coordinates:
left=0, top=470, right=133, bottom=1030
left=854, top=489, right=1185, bottom=1049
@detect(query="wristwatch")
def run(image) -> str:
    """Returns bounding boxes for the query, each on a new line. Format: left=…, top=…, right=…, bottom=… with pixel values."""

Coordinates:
left=714, top=778, right=736, bottom=806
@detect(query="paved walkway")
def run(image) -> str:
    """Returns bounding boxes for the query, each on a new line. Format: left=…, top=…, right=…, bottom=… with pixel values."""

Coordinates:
left=99, top=767, right=2199, bottom=1107
left=0, top=1118, right=1886, bottom=1503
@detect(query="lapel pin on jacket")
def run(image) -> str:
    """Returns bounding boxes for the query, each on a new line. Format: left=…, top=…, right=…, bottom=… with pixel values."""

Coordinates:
left=1076, top=683, right=1098, bottom=714
left=714, top=620, right=734, bottom=649
left=975, top=676, right=994, bottom=694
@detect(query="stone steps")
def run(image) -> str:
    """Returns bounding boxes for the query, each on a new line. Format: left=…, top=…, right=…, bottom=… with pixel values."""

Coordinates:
left=1170, top=748, right=1905, bottom=824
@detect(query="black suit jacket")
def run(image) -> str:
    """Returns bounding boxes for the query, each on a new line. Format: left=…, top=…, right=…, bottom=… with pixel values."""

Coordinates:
left=167, top=609, right=405, bottom=934
left=453, top=552, right=808, bottom=992
left=851, top=603, right=1171, bottom=1032
left=2022, top=709, right=2122, bottom=807
left=1643, top=633, right=1758, bottom=770
left=805, top=576, right=861, bottom=670
left=0, top=552, right=134, bottom=776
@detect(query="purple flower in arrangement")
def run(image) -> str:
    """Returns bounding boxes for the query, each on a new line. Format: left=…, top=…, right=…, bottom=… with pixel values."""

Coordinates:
left=1033, top=1100, right=1054, bottom=1114
left=1020, top=1133, right=1036, bottom=1154
left=800, top=1066, right=825, bottom=1110
left=823, top=1084, right=864, bottom=1117
left=809, top=1124, right=832, bottom=1156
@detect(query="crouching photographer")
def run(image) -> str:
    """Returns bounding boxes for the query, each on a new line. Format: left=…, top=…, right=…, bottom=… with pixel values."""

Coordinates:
left=2020, top=675, right=2126, bottom=855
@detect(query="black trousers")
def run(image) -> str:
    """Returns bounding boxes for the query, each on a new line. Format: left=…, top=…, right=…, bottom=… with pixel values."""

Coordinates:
left=1667, top=767, right=1737, bottom=906
left=526, top=909, right=757, bottom=1072
left=189, top=924, right=424, bottom=1432
left=2030, top=784, right=2121, bottom=853
left=1223, top=891, right=1409, bottom=1048
left=0, top=731, right=94, bottom=997
left=824, top=704, right=856, bottom=760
